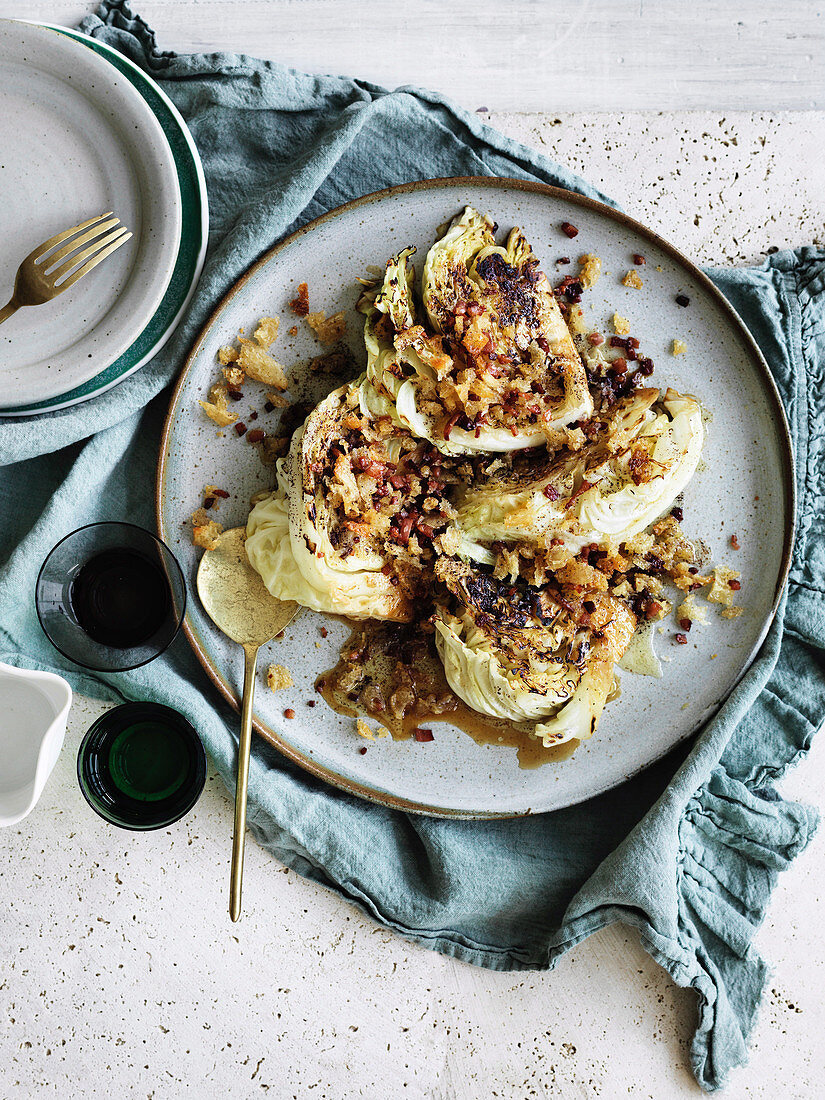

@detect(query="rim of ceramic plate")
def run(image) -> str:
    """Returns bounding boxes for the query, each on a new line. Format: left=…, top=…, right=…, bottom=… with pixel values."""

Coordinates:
left=157, top=175, right=796, bottom=820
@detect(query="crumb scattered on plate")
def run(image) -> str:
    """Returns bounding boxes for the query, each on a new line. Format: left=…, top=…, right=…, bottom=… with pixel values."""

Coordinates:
left=578, top=253, right=602, bottom=289
left=191, top=510, right=223, bottom=550
left=199, top=383, right=237, bottom=426
left=306, top=310, right=347, bottom=346
left=266, top=664, right=293, bottom=691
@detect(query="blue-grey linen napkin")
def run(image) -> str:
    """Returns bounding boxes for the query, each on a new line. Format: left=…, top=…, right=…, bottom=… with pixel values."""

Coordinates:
left=0, top=3, right=821, bottom=1090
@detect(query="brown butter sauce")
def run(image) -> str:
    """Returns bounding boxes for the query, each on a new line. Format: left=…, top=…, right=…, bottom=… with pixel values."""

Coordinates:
left=316, top=621, right=578, bottom=769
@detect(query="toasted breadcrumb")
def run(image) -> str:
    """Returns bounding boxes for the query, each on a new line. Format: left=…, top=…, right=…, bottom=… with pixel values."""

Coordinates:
left=254, top=316, right=280, bottom=348
left=288, top=324, right=298, bottom=337
left=218, top=345, right=239, bottom=365
left=671, top=339, right=687, bottom=356
left=191, top=515, right=223, bottom=550
left=622, top=269, right=644, bottom=290
left=266, top=664, right=294, bottom=692
left=222, top=365, right=245, bottom=388
left=237, top=339, right=289, bottom=389
left=706, top=566, right=740, bottom=609
left=676, top=592, right=709, bottom=626
left=266, top=391, right=290, bottom=409
left=199, top=383, right=236, bottom=426
left=612, top=313, right=631, bottom=335
left=356, top=718, right=376, bottom=741
left=306, top=311, right=347, bottom=346
left=578, top=253, right=602, bottom=289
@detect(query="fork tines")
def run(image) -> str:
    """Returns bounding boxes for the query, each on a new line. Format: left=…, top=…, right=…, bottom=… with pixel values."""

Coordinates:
left=32, top=213, right=132, bottom=288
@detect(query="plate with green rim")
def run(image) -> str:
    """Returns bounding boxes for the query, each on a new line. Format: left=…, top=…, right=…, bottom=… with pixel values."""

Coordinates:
left=157, top=177, right=794, bottom=818
left=0, top=23, right=208, bottom=416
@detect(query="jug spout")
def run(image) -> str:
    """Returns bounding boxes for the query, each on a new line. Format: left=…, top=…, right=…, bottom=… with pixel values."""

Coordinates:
left=0, top=662, right=72, bottom=827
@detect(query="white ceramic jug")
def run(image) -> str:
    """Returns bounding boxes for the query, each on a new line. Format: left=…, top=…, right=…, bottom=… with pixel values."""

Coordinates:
left=0, top=662, right=72, bottom=826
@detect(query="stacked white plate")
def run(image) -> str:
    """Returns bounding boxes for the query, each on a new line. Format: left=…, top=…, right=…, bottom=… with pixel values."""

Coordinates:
left=0, top=19, right=208, bottom=415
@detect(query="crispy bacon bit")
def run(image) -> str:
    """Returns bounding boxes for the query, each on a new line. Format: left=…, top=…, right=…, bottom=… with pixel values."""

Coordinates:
left=629, top=448, right=650, bottom=484
left=358, top=746, right=368, bottom=755
left=320, top=627, right=329, bottom=638
left=583, top=600, right=596, bottom=613
left=633, top=253, right=646, bottom=265
left=565, top=479, right=593, bottom=508
left=560, top=221, right=579, bottom=239
left=675, top=633, right=688, bottom=645
left=466, top=301, right=484, bottom=317
left=676, top=294, right=690, bottom=308
left=679, top=618, right=692, bottom=631
left=443, top=411, right=462, bottom=440
left=284, top=708, right=296, bottom=719
left=247, top=428, right=265, bottom=443
left=394, top=512, right=416, bottom=545
left=645, top=600, right=663, bottom=620
left=234, top=422, right=247, bottom=436
left=728, top=579, right=742, bottom=590
left=412, top=728, right=434, bottom=742
left=543, top=483, right=560, bottom=501
left=637, top=357, right=655, bottom=376
left=289, top=282, right=310, bottom=316
left=227, top=387, right=244, bottom=401
left=730, top=534, right=740, bottom=550
left=611, top=357, right=628, bottom=375
left=671, top=507, right=684, bottom=522
left=588, top=332, right=605, bottom=346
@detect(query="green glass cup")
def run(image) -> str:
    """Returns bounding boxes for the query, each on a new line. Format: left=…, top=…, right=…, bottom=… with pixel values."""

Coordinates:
left=77, top=703, right=206, bottom=830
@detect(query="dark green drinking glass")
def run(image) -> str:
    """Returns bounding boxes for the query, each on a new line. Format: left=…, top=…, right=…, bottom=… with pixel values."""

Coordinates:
left=77, top=703, right=206, bottom=830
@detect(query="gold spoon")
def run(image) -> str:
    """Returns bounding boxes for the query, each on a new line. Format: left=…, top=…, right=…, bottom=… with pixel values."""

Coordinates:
left=197, top=527, right=298, bottom=921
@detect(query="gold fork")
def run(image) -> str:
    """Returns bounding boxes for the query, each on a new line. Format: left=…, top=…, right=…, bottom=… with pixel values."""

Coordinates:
left=0, top=213, right=132, bottom=326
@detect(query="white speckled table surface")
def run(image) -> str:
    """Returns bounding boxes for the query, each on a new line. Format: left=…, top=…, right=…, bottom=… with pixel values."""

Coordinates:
left=1, top=4, right=824, bottom=1098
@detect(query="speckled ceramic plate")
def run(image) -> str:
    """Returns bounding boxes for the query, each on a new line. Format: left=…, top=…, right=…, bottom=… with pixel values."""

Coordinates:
left=0, top=23, right=209, bottom=416
left=0, top=20, right=181, bottom=409
left=157, top=178, right=794, bottom=819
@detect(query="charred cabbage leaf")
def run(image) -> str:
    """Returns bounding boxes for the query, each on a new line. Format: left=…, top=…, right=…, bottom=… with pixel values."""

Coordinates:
left=246, top=380, right=458, bottom=620
left=359, top=207, right=592, bottom=455
left=455, top=387, right=703, bottom=563
left=433, top=560, right=636, bottom=745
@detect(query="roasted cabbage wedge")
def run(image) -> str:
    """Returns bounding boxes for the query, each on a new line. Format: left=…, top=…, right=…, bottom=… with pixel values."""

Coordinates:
left=359, top=206, right=592, bottom=456
left=246, top=380, right=459, bottom=621
left=433, top=560, right=637, bottom=746
left=455, top=387, right=703, bottom=563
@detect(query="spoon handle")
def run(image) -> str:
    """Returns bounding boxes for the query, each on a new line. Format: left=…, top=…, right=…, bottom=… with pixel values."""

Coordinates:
left=230, top=643, right=258, bottom=921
